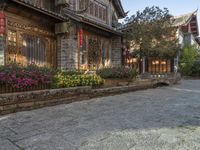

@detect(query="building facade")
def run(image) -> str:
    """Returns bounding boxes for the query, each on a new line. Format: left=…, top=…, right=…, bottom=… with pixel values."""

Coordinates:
left=0, top=0, right=125, bottom=70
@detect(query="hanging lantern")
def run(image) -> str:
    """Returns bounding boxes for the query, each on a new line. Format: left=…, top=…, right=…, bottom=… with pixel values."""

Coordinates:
left=79, top=29, right=83, bottom=47
left=0, top=12, right=6, bottom=34
left=0, top=26, right=5, bottom=34
left=0, top=18, right=5, bottom=26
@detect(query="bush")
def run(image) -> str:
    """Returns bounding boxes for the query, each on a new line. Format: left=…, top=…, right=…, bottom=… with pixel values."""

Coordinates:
left=0, top=63, right=104, bottom=90
left=0, top=63, right=53, bottom=89
left=55, top=69, right=84, bottom=76
left=190, top=61, right=200, bottom=76
left=96, top=67, right=137, bottom=79
left=52, top=70, right=104, bottom=88
left=180, top=45, right=197, bottom=75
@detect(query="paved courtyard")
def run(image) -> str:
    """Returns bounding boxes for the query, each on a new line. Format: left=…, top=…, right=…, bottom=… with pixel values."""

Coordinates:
left=0, top=80, right=200, bottom=150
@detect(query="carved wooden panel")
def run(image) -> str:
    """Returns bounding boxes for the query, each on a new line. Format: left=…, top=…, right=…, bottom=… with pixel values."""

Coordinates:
left=6, top=13, right=56, bottom=67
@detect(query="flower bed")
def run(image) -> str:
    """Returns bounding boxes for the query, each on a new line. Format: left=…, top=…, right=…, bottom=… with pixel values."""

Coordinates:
left=0, top=63, right=53, bottom=93
left=0, top=63, right=104, bottom=94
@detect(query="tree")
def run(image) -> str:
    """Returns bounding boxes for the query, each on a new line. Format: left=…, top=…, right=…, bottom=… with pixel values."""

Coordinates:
left=180, top=45, right=197, bottom=75
left=124, top=6, right=180, bottom=58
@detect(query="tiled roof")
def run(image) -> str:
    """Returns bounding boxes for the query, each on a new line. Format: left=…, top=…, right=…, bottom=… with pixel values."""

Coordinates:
left=10, top=0, right=67, bottom=21
left=113, top=0, right=126, bottom=18
left=9, top=0, right=123, bottom=35
left=173, top=10, right=198, bottom=26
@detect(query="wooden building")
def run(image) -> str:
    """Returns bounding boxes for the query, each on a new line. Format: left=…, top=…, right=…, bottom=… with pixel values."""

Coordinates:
left=0, top=0, right=126, bottom=70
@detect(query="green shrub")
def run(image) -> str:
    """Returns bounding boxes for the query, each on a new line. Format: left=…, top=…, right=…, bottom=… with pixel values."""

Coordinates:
left=53, top=69, right=84, bottom=75
left=180, top=45, right=197, bottom=75
left=52, top=70, right=104, bottom=88
left=79, top=74, right=104, bottom=87
left=96, top=67, right=137, bottom=79
left=190, top=61, right=200, bottom=77
left=0, top=63, right=104, bottom=90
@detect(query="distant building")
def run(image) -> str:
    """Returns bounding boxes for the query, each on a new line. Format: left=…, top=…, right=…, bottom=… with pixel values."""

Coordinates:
left=174, top=10, right=200, bottom=50
left=122, top=10, right=200, bottom=74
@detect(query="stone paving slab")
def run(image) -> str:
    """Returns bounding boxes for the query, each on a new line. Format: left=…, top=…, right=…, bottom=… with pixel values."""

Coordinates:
left=0, top=80, right=200, bottom=150
left=0, top=138, right=20, bottom=150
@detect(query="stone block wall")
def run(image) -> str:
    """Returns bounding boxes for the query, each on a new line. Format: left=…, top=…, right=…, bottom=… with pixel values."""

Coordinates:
left=57, top=25, right=78, bottom=70
left=111, top=36, right=122, bottom=66
left=0, top=81, right=155, bottom=116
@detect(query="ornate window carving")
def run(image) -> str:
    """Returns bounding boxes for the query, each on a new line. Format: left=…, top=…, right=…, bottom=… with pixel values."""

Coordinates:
left=79, top=0, right=107, bottom=23
left=6, top=17, right=55, bottom=66
left=26, top=0, right=55, bottom=11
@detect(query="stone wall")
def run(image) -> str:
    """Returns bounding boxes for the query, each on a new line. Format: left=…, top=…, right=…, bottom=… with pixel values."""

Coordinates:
left=57, top=25, right=78, bottom=70
left=111, top=36, right=122, bottom=66
left=0, top=81, right=154, bottom=116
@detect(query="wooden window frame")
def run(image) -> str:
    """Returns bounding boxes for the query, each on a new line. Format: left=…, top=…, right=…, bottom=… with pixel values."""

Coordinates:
left=79, top=0, right=108, bottom=23
left=78, top=30, right=111, bottom=70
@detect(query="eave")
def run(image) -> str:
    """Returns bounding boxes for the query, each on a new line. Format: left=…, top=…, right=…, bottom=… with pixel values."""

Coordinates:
left=63, top=8, right=122, bottom=36
left=112, top=0, right=126, bottom=19
left=173, top=10, right=199, bottom=36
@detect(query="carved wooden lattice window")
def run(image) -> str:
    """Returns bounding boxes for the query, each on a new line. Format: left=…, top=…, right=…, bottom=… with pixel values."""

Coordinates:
left=26, top=0, right=54, bottom=11
left=88, top=37, right=100, bottom=67
left=79, top=0, right=107, bottom=23
left=21, top=34, right=47, bottom=65
left=99, top=6, right=102, bottom=19
left=26, top=0, right=42, bottom=6
left=102, top=41, right=110, bottom=66
left=7, top=30, right=47, bottom=65
left=7, top=30, right=17, bottom=62
left=79, top=0, right=84, bottom=10
left=94, top=3, right=98, bottom=17
left=89, top=2, right=94, bottom=15
left=102, top=6, right=107, bottom=22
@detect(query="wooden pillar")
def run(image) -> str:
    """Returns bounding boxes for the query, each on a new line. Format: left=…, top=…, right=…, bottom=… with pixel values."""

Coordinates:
left=171, top=58, right=174, bottom=72
left=145, top=57, right=148, bottom=73
left=142, top=57, right=145, bottom=73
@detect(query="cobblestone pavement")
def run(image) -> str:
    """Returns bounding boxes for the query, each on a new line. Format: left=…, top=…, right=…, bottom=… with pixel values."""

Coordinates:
left=0, top=80, right=200, bottom=150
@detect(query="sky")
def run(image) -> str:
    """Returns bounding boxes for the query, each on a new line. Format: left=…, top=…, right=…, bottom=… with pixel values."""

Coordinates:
left=121, top=0, right=200, bottom=30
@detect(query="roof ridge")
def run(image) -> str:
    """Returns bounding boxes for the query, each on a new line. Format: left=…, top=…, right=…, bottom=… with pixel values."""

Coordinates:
left=174, top=9, right=198, bottom=19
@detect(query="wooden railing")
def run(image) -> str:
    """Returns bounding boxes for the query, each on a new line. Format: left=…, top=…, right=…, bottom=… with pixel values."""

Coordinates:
left=0, top=84, right=51, bottom=94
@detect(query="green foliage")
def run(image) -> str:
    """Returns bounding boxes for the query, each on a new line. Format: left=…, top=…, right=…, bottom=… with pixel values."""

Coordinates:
left=52, top=70, right=104, bottom=88
left=124, top=6, right=180, bottom=58
left=190, top=61, right=200, bottom=76
left=180, top=45, right=198, bottom=75
left=55, top=69, right=84, bottom=76
left=0, top=63, right=104, bottom=89
left=96, top=67, right=137, bottom=79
